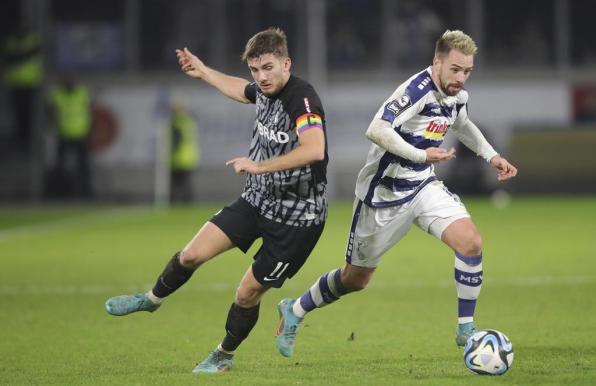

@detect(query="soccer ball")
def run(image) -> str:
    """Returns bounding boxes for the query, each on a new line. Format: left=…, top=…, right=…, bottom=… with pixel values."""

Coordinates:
left=463, top=329, right=514, bottom=375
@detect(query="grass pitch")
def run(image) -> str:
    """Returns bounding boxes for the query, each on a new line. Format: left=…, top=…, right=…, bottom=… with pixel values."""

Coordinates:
left=1, top=197, right=595, bottom=385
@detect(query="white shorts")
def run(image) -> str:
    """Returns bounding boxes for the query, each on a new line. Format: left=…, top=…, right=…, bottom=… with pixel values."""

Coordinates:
left=346, top=180, right=470, bottom=268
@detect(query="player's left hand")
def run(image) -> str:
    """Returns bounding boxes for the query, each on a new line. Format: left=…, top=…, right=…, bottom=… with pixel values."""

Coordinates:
left=226, top=157, right=264, bottom=175
left=490, top=155, right=518, bottom=181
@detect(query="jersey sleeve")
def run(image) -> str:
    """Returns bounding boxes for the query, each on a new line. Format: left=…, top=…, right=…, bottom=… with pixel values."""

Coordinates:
left=452, top=103, right=498, bottom=162
left=287, top=85, right=325, bottom=135
left=244, top=82, right=257, bottom=104
left=378, top=89, right=426, bottom=128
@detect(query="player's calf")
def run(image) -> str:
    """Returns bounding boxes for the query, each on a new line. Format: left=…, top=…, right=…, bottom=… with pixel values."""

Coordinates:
left=151, top=251, right=196, bottom=298
left=454, top=252, right=483, bottom=346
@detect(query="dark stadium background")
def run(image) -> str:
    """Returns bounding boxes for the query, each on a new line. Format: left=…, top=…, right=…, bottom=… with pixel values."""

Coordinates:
left=1, top=0, right=595, bottom=203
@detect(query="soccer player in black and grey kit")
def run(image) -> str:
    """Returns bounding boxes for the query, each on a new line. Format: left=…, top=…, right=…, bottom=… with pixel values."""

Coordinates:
left=105, top=28, right=328, bottom=373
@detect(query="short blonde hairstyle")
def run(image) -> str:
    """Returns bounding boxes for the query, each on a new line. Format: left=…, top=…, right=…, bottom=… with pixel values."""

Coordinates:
left=435, top=30, right=478, bottom=57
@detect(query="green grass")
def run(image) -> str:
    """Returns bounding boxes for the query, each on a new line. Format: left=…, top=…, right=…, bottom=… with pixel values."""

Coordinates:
left=1, top=197, right=595, bottom=385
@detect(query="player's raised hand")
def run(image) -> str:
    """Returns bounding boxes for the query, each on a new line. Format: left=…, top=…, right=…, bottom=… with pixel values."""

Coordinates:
left=425, top=147, right=456, bottom=163
left=175, top=47, right=206, bottom=79
left=489, top=155, right=518, bottom=181
left=226, top=157, right=264, bottom=175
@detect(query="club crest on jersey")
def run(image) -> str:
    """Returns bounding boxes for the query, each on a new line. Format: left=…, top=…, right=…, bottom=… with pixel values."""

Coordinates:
left=258, top=121, right=290, bottom=143
left=424, top=119, right=450, bottom=139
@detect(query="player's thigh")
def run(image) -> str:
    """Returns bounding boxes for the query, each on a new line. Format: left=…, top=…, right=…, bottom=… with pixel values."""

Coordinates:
left=414, top=181, right=470, bottom=240
left=347, top=198, right=415, bottom=268
left=182, top=222, right=235, bottom=265
left=252, top=219, right=325, bottom=288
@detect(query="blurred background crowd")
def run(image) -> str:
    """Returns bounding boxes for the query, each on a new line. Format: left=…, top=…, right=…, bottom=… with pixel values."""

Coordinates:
left=1, top=0, right=595, bottom=204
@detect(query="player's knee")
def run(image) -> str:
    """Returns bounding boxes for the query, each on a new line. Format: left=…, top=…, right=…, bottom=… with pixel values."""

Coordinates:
left=234, top=291, right=250, bottom=307
left=459, top=231, right=483, bottom=256
left=179, top=248, right=207, bottom=268
left=234, top=288, right=260, bottom=308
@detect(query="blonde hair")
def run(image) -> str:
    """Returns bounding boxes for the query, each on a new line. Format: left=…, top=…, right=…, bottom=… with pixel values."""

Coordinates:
left=242, top=27, right=288, bottom=61
left=435, top=30, right=478, bottom=57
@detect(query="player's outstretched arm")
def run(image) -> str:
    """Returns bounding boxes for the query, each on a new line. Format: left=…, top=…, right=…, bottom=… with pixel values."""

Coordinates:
left=366, top=118, right=427, bottom=162
left=176, top=47, right=250, bottom=103
left=489, top=155, right=518, bottom=181
left=366, top=118, right=455, bottom=164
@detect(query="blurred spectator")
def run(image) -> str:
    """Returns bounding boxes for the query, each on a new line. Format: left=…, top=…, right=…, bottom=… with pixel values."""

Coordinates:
left=47, top=74, right=93, bottom=199
left=169, top=104, right=199, bottom=203
left=328, top=23, right=366, bottom=69
left=0, top=26, right=43, bottom=150
left=515, top=20, right=549, bottom=65
left=395, top=2, right=443, bottom=67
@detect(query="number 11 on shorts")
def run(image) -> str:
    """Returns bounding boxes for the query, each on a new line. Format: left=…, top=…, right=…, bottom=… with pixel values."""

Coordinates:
left=265, top=262, right=290, bottom=281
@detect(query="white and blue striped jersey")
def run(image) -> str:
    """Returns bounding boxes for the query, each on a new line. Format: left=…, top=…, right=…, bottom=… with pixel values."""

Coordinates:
left=355, top=67, right=496, bottom=208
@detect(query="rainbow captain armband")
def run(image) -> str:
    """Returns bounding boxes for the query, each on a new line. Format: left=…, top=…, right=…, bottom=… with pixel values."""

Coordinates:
left=296, top=113, right=323, bottom=134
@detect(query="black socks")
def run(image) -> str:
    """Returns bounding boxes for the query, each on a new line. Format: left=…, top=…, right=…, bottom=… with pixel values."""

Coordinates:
left=151, top=251, right=195, bottom=298
left=221, top=303, right=260, bottom=352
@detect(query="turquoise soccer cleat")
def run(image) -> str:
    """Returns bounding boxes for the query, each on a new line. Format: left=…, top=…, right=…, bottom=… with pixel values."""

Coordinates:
left=192, top=349, right=233, bottom=373
left=275, top=298, right=303, bottom=357
left=104, top=293, right=160, bottom=316
left=456, top=321, right=477, bottom=347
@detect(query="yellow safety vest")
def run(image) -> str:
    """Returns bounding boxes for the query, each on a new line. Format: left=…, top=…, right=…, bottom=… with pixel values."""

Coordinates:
left=170, top=111, right=199, bottom=171
left=2, top=33, right=43, bottom=87
left=49, top=86, right=91, bottom=139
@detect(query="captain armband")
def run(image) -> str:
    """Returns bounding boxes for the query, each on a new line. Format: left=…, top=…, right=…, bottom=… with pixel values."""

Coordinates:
left=296, top=113, right=323, bottom=135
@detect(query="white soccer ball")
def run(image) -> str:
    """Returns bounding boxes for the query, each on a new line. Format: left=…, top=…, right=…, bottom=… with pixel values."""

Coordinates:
left=463, top=329, right=514, bottom=375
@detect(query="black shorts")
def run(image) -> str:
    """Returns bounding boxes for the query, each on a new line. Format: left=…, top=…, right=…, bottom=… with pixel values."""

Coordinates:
left=210, top=198, right=325, bottom=288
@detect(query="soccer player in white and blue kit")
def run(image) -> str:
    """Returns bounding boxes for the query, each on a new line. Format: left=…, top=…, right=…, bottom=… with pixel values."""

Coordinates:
left=275, top=30, right=518, bottom=357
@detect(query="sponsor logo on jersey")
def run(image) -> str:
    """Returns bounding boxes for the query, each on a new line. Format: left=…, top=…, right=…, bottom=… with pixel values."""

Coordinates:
left=424, top=119, right=450, bottom=139
left=258, top=120, right=290, bottom=143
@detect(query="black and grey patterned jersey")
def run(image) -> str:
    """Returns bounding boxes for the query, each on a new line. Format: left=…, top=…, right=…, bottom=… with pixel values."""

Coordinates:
left=242, top=75, right=328, bottom=227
